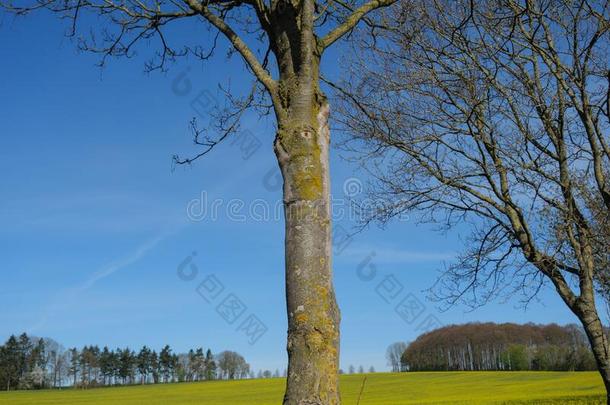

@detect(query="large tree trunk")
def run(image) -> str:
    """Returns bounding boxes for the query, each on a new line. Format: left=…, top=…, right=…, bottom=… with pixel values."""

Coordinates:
left=276, top=100, right=341, bottom=405
left=574, top=301, right=610, bottom=404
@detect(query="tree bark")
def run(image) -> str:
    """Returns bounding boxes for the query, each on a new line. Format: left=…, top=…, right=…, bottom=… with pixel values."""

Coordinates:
left=574, top=301, right=610, bottom=404
left=276, top=100, right=341, bottom=405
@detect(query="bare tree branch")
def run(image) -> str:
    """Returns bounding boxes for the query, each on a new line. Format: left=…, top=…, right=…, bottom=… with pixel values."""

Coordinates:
left=318, top=0, right=396, bottom=50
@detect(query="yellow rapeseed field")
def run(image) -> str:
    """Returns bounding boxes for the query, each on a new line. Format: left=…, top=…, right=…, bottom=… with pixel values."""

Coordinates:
left=0, top=371, right=605, bottom=404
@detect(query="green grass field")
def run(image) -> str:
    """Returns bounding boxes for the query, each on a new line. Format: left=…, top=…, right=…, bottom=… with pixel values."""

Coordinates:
left=0, top=372, right=605, bottom=404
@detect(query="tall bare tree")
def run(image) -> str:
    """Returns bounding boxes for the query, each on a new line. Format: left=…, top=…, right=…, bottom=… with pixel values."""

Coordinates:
left=386, top=341, right=408, bottom=372
left=2, top=0, right=395, bottom=402
left=337, top=0, right=610, bottom=400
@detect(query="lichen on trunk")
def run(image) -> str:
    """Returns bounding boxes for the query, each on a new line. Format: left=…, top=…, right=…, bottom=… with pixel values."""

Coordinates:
left=275, top=99, right=340, bottom=405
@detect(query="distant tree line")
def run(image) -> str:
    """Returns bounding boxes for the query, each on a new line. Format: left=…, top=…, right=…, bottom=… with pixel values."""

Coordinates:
left=252, top=366, right=375, bottom=379
left=340, top=365, right=375, bottom=375
left=398, top=323, right=598, bottom=372
left=0, top=333, right=254, bottom=391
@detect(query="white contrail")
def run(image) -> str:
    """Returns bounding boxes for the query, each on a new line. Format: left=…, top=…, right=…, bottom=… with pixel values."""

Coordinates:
left=27, top=230, right=176, bottom=334
left=77, top=234, right=167, bottom=292
left=27, top=146, right=274, bottom=334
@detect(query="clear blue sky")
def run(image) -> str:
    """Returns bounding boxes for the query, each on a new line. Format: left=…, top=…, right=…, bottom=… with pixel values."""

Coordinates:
left=0, top=10, right=580, bottom=373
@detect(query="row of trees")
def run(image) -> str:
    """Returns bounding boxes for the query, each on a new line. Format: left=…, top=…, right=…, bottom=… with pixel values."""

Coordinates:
left=0, top=333, right=378, bottom=392
left=67, top=345, right=220, bottom=386
left=396, top=323, right=597, bottom=372
left=0, top=333, right=253, bottom=391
